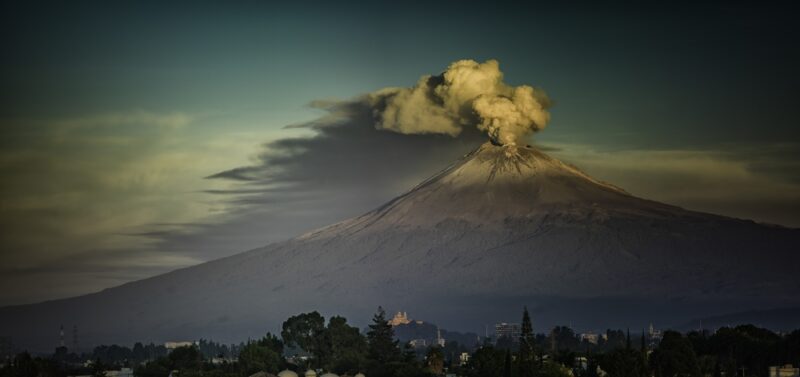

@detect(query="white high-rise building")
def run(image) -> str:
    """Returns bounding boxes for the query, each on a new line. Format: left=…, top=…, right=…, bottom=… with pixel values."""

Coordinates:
left=436, top=327, right=445, bottom=347
left=494, top=322, right=521, bottom=342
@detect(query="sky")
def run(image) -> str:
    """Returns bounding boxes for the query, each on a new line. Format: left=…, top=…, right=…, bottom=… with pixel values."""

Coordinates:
left=1, top=1, right=798, bottom=306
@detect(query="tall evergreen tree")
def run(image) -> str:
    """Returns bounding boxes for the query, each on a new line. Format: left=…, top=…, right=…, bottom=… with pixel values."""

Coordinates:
left=425, top=347, right=444, bottom=375
left=641, top=329, right=648, bottom=376
left=626, top=328, right=631, bottom=350
left=640, top=330, right=646, bottom=353
left=518, top=307, right=535, bottom=377
left=503, top=349, right=512, bottom=377
left=366, top=306, right=401, bottom=364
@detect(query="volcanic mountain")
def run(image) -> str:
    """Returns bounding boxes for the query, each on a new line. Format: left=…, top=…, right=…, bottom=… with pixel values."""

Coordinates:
left=2, top=142, right=799, bottom=350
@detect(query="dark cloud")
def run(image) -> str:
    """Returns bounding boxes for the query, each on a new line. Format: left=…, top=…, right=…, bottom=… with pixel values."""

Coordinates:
left=143, top=98, right=488, bottom=261
left=209, top=99, right=485, bottom=188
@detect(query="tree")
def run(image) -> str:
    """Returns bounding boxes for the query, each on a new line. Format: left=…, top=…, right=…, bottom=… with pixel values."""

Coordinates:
left=649, top=331, right=700, bottom=377
left=548, top=326, right=579, bottom=356
left=495, top=336, right=516, bottom=351
left=640, top=330, right=647, bottom=354
left=640, top=330, right=649, bottom=375
left=132, top=343, right=146, bottom=363
left=134, top=359, right=170, bottom=377
left=705, top=325, right=782, bottom=377
left=282, top=312, right=327, bottom=367
left=784, top=330, right=800, bottom=367
left=503, top=349, right=512, bottom=377
left=533, top=362, right=572, bottom=377
left=257, top=333, right=284, bottom=355
left=600, top=330, right=626, bottom=351
left=238, top=334, right=284, bottom=376
left=168, top=345, right=203, bottom=371
left=365, top=306, right=406, bottom=377
left=585, top=353, right=601, bottom=377
left=425, top=347, right=444, bottom=375
left=91, top=358, right=110, bottom=377
left=366, top=306, right=402, bottom=364
left=464, top=346, right=504, bottom=377
left=626, top=329, right=631, bottom=350
left=518, top=307, right=536, bottom=377
left=14, top=352, right=38, bottom=377
left=598, top=348, right=645, bottom=377
left=325, top=316, right=367, bottom=375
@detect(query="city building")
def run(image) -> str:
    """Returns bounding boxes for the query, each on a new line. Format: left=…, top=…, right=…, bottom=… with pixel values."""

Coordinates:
left=165, top=341, right=196, bottom=350
left=436, top=327, right=446, bottom=347
left=579, top=332, right=599, bottom=345
left=770, top=365, right=800, bottom=377
left=408, top=339, right=427, bottom=348
left=648, top=323, right=662, bottom=339
left=647, top=323, right=663, bottom=349
left=388, top=311, right=411, bottom=326
left=494, top=322, right=521, bottom=343
left=210, top=357, right=233, bottom=365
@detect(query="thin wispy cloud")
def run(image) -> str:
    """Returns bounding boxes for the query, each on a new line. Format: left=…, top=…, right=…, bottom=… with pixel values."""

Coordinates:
left=0, top=110, right=244, bottom=305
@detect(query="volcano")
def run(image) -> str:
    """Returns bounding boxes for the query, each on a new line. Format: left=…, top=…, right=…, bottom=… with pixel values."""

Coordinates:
left=2, top=142, right=799, bottom=350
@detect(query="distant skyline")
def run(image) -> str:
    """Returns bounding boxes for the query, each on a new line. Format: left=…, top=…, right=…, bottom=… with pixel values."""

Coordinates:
left=1, top=1, right=798, bottom=305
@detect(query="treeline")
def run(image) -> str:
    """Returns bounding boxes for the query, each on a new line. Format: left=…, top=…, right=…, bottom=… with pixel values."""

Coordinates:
left=3, top=306, right=800, bottom=377
left=493, top=326, right=634, bottom=355
left=91, top=343, right=167, bottom=365
left=91, top=340, right=240, bottom=365
left=0, top=308, right=441, bottom=377
left=137, top=307, right=435, bottom=377
left=464, top=315, right=800, bottom=377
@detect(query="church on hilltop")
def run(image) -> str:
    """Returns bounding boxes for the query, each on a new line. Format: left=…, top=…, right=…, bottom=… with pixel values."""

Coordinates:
left=388, top=311, right=411, bottom=326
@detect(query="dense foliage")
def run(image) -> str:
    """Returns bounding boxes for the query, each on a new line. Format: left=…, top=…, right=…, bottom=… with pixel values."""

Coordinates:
left=3, top=308, right=800, bottom=377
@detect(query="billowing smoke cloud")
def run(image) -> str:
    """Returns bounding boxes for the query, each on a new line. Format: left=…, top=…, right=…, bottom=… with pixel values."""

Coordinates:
left=368, top=59, right=551, bottom=146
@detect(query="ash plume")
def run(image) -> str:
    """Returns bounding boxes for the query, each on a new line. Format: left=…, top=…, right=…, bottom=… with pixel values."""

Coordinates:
left=367, top=59, right=551, bottom=146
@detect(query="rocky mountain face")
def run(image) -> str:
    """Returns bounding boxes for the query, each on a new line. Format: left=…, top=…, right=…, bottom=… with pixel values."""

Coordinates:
left=2, top=142, right=798, bottom=351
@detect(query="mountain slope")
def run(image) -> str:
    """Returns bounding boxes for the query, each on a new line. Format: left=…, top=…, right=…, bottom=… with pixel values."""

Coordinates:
left=678, top=307, right=800, bottom=332
left=1, top=142, right=798, bottom=351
